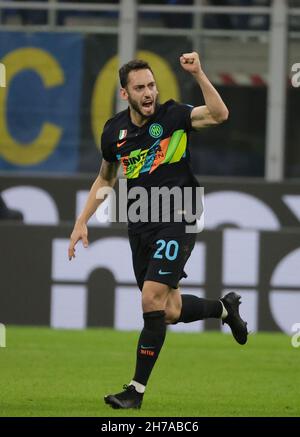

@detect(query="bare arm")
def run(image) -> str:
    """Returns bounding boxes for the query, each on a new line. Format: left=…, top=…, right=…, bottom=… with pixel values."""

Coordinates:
left=180, top=52, right=229, bottom=130
left=68, top=159, right=120, bottom=260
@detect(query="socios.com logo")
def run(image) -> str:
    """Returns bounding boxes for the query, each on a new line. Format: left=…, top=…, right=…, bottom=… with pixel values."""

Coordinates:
left=149, top=123, right=163, bottom=138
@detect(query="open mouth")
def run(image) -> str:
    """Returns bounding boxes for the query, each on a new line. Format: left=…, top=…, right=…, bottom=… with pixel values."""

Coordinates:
left=142, top=101, right=153, bottom=109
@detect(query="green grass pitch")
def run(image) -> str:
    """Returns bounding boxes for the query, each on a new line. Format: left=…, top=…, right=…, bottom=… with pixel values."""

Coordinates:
left=0, top=327, right=299, bottom=417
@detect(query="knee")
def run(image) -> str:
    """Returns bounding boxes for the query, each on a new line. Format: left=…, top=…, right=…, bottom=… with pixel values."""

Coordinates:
left=142, top=293, right=166, bottom=313
left=165, top=307, right=181, bottom=324
left=165, top=292, right=182, bottom=324
left=142, top=281, right=169, bottom=313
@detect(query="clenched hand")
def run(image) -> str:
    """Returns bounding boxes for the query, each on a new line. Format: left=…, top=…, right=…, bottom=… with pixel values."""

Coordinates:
left=180, top=52, right=202, bottom=76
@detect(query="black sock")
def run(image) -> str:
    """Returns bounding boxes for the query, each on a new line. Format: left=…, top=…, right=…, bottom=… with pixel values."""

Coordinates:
left=133, top=310, right=166, bottom=386
left=177, top=294, right=222, bottom=323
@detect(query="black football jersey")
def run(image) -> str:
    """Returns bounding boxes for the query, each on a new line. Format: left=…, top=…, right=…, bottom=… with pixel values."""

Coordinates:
left=101, top=99, right=199, bottom=233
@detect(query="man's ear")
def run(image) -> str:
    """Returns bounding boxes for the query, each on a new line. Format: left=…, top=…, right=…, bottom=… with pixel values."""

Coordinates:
left=120, top=87, right=128, bottom=101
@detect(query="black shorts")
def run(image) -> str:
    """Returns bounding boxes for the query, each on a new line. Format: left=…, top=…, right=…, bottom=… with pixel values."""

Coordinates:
left=128, top=227, right=196, bottom=291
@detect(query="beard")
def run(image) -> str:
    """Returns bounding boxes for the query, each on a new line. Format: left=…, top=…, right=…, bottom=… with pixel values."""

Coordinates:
left=128, top=95, right=158, bottom=119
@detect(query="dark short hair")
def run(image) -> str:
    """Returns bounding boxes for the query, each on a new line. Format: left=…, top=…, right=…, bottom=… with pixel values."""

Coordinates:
left=119, top=59, right=154, bottom=88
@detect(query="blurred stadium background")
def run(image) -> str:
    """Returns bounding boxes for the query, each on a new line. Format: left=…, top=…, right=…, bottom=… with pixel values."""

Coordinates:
left=0, top=0, right=300, bottom=417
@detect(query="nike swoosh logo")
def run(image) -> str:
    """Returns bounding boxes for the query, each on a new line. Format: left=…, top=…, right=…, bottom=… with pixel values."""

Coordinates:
left=158, top=269, right=172, bottom=275
left=117, top=140, right=126, bottom=148
left=141, top=346, right=155, bottom=349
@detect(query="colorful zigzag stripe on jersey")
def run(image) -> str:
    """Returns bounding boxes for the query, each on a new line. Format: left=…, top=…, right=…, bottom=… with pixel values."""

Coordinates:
left=119, top=129, right=187, bottom=179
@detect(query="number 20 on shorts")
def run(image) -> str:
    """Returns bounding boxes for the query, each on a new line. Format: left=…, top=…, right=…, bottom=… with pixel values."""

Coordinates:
left=153, top=239, right=179, bottom=261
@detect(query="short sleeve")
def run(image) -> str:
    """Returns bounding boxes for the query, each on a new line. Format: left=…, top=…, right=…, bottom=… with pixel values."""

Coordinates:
left=171, top=101, right=194, bottom=132
left=100, top=120, right=118, bottom=162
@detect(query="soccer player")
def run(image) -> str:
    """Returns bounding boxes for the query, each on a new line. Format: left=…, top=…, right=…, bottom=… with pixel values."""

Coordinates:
left=68, top=52, right=248, bottom=410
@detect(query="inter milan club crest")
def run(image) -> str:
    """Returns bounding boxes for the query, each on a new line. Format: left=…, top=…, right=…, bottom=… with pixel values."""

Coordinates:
left=119, top=129, right=127, bottom=140
left=149, top=123, right=163, bottom=139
